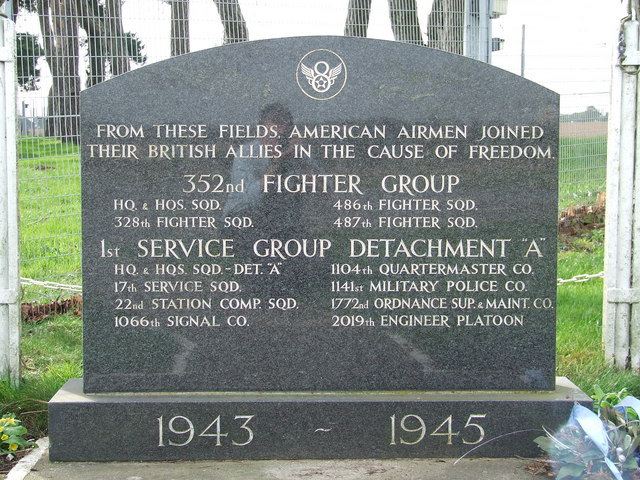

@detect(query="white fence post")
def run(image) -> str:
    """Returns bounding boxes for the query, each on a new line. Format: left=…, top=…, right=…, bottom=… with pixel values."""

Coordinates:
left=0, top=13, right=20, bottom=386
left=604, top=0, right=640, bottom=370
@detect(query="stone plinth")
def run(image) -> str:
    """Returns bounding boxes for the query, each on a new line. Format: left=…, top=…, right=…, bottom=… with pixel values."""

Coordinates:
left=49, top=377, right=589, bottom=461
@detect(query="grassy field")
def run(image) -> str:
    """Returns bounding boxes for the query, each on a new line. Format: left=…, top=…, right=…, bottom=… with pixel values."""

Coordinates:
left=0, top=314, right=81, bottom=436
left=556, top=230, right=640, bottom=394
left=558, top=135, right=607, bottom=209
left=18, top=137, right=81, bottom=302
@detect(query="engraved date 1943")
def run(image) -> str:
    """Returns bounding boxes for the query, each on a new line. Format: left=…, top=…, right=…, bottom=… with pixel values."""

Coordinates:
left=156, top=415, right=255, bottom=447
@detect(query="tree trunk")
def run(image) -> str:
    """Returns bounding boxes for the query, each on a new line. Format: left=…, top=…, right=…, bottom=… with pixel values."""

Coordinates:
left=47, top=0, right=80, bottom=141
left=36, top=0, right=55, bottom=62
left=427, top=0, right=464, bottom=54
left=344, top=0, right=371, bottom=38
left=388, top=0, right=425, bottom=46
left=212, top=0, right=248, bottom=44
left=77, top=0, right=106, bottom=87
left=105, top=0, right=129, bottom=76
left=170, top=0, right=190, bottom=56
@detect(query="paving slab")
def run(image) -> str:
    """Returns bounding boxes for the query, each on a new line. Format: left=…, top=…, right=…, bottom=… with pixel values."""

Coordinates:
left=12, top=439, right=545, bottom=480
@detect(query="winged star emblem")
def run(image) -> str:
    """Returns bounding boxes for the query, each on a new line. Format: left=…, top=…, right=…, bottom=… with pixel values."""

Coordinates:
left=300, top=61, right=343, bottom=94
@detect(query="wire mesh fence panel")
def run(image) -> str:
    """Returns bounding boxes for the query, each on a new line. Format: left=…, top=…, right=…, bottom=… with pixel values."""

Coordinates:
left=9, top=0, right=610, bottom=306
left=558, top=96, right=608, bottom=209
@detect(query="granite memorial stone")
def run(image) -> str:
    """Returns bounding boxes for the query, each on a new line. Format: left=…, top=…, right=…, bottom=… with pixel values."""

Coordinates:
left=48, top=36, right=590, bottom=461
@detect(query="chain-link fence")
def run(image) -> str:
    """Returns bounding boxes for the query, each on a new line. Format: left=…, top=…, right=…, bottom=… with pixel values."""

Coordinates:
left=9, top=0, right=610, bottom=305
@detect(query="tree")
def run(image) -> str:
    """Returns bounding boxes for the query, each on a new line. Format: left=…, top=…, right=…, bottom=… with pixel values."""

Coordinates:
left=20, top=0, right=81, bottom=139
left=35, top=0, right=54, bottom=65
left=47, top=0, right=81, bottom=141
left=14, top=0, right=145, bottom=141
left=344, top=0, right=371, bottom=38
left=389, top=0, right=425, bottom=46
left=16, top=32, right=44, bottom=90
left=77, top=0, right=146, bottom=85
left=105, top=0, right=129, bottom=76
left=427, top=0, right=464, bottom=54
left=344, top=0, right=424, bottom=46
left=124, top=32, right=147, bottom=65
left=170, top=0, right=190, bottom=56
left=344, top=0, right=466, bottom=52
left=77, top=0, right=106, bottom=87
left=212, top=0, right=248, bottom=44
left=164, top=0, right=246, bottom=55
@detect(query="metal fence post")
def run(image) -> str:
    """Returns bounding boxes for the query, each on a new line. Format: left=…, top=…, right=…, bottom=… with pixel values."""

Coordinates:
left=604, top=0, right=640, bottom=370
left=0, top=13, right=20, bottom=386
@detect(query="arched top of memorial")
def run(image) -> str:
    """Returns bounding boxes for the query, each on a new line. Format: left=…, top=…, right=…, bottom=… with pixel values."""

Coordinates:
left=82, top=36, right=558, bottom=126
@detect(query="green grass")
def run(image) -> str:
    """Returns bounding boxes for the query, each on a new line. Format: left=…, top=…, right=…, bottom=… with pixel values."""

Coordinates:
left=558, top=136, right=607, bottom=209
left=18, top=137, right=81, bottom=302
left=3, top=136, right=83, bottom=434
left=555, top=229, right=640, bottom=397
left=0, top=313, right=82, bottom=437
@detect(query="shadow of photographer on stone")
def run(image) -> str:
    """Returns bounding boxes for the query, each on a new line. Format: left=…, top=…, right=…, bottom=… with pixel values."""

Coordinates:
left=224, top=102, right=327, bottom=297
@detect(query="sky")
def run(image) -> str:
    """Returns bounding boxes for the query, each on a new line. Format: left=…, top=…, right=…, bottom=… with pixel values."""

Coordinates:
left=16, top=0, right=622, bottom=115
left=491, top=0, right=619, bottom=112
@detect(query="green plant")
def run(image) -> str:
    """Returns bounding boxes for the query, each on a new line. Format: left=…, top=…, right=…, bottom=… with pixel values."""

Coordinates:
left=0, top=312, right=82, bottom=437
left=594, top=387, right=632, bottom=410
left=535, top=389, right=640, bottom=480
left=0, top=414, right=36, bottom=458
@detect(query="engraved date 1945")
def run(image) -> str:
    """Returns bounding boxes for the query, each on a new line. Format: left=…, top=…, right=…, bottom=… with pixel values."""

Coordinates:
left=390, top=413, right=487, bottom=446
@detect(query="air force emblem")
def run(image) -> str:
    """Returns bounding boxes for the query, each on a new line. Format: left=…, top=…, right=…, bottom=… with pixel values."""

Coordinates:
left=296, top=49, right=347, bottom=100
left=301, top=61, right=343, bottom=93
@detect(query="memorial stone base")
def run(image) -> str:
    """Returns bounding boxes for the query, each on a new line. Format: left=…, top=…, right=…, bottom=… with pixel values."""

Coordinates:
left=48, top=377, right=590, bottom=462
